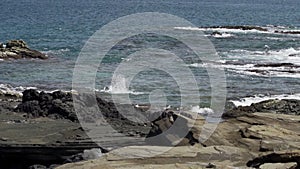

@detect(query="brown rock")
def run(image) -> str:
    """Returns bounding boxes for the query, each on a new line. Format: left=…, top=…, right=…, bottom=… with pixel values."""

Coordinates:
left=0, top=40, right=47, bottom=60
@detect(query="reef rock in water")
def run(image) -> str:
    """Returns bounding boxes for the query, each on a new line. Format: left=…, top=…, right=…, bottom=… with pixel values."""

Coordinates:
left=0, top=40, right=47, bottom=60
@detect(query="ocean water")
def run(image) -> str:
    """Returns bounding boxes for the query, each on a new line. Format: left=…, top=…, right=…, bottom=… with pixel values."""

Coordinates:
left=0, top=0, right=300, bottom=109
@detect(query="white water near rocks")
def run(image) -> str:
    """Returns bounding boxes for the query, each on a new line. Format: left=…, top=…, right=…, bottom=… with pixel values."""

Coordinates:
left=230, top=93, right=300, bottom=107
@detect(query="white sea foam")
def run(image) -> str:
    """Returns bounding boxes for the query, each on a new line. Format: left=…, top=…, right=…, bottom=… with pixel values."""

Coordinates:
left=198, top=47, right=300, bottom=78
left=226, top=47, right=300, bottom=64
left=174, top=26, right=300, bottom=36
left=174, top=26, right=269, bottom=34
left=42, top=48, right=70, bottom=56
left=211, top=33, right=234, bottom=38
left=99, top=75, right=143, bottom=95
left=0, top=84, right=37, bottom=97
left=231, top=93, right=300, bottom=107
left=100, top=86, right=143, bottom=95
left=0, top=83, right=75, bottom=98
left=174, top=26, right=204, bottom=31
left=191, top=61, right=300, bottom=78
left=190, top=106, right=215, bottom=115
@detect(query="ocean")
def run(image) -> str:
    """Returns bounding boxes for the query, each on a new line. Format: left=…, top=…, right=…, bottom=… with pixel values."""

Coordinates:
left=0, top=0, right=300, bottom=111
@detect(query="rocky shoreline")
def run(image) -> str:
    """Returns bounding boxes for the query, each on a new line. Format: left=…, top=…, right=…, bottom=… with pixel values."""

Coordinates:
left=0, top=89, right=299, bottom=168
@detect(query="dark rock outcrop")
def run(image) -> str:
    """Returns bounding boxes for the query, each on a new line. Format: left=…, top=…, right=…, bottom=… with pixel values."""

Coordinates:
left=202, top=25, right=268, bottom=31
left=15, top=89, right=151, bottom=136
left=223, top=99, right=300, bottom=119
left=275, top=30, right=300, bottom=35
left=146, top=110, right=199, bottom=146
left=15, top=89, right=76, bottom=121
left=0, top=40, right=47, bottom=60
left=254, top=63, right=300, bottom=68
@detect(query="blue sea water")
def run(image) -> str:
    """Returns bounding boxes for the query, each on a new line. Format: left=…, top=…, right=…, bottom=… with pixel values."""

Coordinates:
left=0, top=0, right=300, bottom=107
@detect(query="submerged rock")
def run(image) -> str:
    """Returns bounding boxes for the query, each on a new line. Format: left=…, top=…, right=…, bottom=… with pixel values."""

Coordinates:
left=0, top=40, right=47, bottom=60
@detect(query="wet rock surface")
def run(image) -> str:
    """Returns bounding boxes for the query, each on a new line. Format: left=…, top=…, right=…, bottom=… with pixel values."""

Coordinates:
left=0, top=40, right=47, bottom=60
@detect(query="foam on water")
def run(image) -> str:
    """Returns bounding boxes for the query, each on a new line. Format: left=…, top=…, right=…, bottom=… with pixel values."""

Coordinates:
left=174, top=26, right=300, bottom=36
left=99, top=75, right=143, bottom=95
left=0, top=83, right=75, bottom=97
left=0, top=84, right=37, bottom=97
left=190, top=47, right=300, bottom=78
left=41, top=48, right=71, bottom=56
left=189, top=106, right=215, bottom=115
left=226, top=47, right=300, bottom=64
left=174, top=26, right=270, bottom=34
left=231, top=93, right=300, bottom=107
left=191, top=62, right=300, bottom=78
left=211, top=33, right=234, bottom=38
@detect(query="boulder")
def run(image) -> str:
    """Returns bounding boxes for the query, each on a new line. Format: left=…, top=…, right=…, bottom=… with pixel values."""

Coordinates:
left=146, top=110, right=199, bottom=146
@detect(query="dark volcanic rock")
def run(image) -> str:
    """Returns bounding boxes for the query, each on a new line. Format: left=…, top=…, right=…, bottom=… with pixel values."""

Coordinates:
left=146, top=110, right=199, bottom=146
left=203, top=25, right=268, bottom=31
left=17, top=100, right=42, bottom=117
left=16, top=89, right=76, bottom=121
left=0, top=40, right=47, bottom=60
left=254, top=63, right=299, bottom=68
left=15, top=89, right=151, bottom=136
left=275, top=30, right=300, bottom=35
left=23, top=89, right=40, bottom=102
left=223, top=99, right=300, bottom=119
